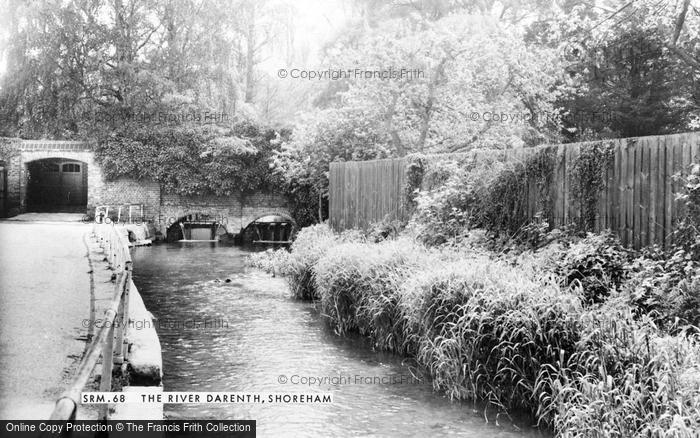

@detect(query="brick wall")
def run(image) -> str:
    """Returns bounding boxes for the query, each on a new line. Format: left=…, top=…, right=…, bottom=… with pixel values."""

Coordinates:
left=5, top=145, right=97, bottom=215
left=160, top=191, right=291, bottom=235
left=90, top=177, right=161, bottom=221
left=1, top=139, right=291, bottom=235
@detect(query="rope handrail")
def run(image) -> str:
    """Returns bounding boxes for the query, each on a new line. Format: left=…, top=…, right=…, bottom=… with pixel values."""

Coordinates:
left=46, top=223, right=132, bottom=423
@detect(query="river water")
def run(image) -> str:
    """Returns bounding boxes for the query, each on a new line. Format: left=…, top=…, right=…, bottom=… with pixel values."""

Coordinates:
left=131, top=243, right=546, bottom=438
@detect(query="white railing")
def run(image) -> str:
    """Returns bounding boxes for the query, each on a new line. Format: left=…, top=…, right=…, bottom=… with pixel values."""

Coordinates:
left=46, top=223, right=132, bottom=422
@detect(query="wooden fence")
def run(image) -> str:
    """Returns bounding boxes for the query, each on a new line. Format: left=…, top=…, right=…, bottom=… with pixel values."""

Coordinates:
left=329, top=131, right=700, bottom=249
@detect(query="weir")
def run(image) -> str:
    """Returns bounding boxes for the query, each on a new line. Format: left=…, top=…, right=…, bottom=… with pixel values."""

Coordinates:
left=240, top=214, right=296, bottom=245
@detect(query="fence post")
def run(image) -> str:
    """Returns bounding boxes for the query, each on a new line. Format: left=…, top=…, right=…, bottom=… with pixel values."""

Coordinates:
left=98, top=320, right=115, bottom=420
left=113, top=269, right=131, bottom=365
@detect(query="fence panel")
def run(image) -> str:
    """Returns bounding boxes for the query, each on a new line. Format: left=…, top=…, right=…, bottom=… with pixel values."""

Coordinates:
left=329, top=132, right=700, bottom=249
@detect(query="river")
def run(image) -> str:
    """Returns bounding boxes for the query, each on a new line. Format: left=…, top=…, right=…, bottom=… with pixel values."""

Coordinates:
left=131, top=242, right=547, bottom=438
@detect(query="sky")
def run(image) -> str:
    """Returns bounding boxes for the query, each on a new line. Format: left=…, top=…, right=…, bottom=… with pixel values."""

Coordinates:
left=0, top=0, right=351, bottom=82
left=258, top=0, right=352, bottom=75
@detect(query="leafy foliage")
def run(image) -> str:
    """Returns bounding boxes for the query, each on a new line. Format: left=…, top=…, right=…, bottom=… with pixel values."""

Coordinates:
left=95, top=122, right=283, bottom=196
left=555, top=232, right=629, bottom=304
left=0, top=138, right=19, bottom=161
left=623, top=165, right=700, bottom=328
left=675, top=164, right=700, bottom=260
left=570, top=141, right=615, bottom=231
left=410, top=148, right=558, bottom=246
left=410, top=154, right=507, bottom=245
left=403, top=154, right=426, bottom=214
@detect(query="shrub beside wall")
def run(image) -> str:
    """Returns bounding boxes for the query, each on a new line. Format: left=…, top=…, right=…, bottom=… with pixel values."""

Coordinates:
left=408, top=147, right=561, bottom=245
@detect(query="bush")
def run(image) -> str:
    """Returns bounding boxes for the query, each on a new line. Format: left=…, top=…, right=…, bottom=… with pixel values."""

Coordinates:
left=364, top=217, right=404, bottom=243
left=624, top=249, right=698, bottom=324
left=410, top=148, right=557, bottom=247
left=555, top=232, right=629, bottom=303
left=672, top=163, right=700, bottom=261
left=479, top=147, right=557, bottom=238
left=411, top=157, right=506, bottom=245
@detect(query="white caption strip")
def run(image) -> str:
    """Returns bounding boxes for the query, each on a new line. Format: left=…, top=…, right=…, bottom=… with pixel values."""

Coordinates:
left=81, top=392, right=333, bottom=404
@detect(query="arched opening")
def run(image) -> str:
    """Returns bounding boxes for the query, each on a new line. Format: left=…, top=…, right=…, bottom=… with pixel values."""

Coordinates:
left=240, top=213, right=296, bottom=245
left=25, top=158, right=87, bottom=212
left=165, top=212, right=228, bottom=242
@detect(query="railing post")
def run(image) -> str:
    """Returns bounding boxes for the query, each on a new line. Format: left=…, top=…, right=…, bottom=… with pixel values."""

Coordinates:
left=47, top=219, right=134, bottom=423
left=113, top=269, right=131, bottom=365
left=99, top=321, right=115, bottom=420
left=111, top=230, right=116, bottom=268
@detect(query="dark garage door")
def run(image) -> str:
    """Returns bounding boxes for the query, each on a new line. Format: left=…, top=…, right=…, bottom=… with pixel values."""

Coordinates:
left=27, top=159, right=87, bottom=212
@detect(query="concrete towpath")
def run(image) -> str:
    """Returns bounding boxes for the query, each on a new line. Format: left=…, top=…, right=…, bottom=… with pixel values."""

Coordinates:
left=0, top=214, right=94, bottom=419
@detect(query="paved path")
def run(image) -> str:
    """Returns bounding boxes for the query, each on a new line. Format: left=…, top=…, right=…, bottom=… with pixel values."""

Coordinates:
left=0, top=216, right=93, bottom=419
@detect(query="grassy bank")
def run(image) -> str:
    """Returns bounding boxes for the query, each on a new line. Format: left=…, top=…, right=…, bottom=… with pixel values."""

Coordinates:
left=250, top=225, right=700, bottom=437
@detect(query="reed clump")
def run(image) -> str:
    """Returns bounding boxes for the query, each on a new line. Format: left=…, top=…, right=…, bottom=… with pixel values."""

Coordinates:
left=401, top=260, right=584, bottom=423
left=247, top=224, right=339, bottom=299
left=255, top=225, right=700, bottom=435
left=314, top=238, right=426, bottom=348
left=548, top=296, right=700, bottom=437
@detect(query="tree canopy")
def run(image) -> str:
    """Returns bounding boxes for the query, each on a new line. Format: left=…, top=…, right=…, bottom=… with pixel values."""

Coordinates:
left=1, top=0, right=698, bottom=222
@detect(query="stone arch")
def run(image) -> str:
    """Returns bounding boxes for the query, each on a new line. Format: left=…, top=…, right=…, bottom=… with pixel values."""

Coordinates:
left=243, top=211, right=297, bottom=229
left=240, top=211, right=297, bottom=244
left=22, top=155, right=89, bottom=212
left=164, top=211, right=231, bottom=242
left=14, top=146, right=99, bottom=214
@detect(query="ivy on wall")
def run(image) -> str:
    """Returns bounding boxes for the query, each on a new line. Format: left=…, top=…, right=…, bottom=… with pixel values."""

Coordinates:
left=674, top=163, right=700, bottom=260
left=94, top=123, right=285, bottom=197
left=481, top=147, right=556, bottom=237
left=403, top=148, right=558, bottom=243
left=0, top=138, right=19, bottom=161
left=570, top=141, right=615, bottom=231
left=403, top=153, right=426, bottom=214
left=526, top=146, right=557, bottom=222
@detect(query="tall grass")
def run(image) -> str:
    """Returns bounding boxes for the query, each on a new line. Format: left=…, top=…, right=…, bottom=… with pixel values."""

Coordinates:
left=403, top=260, right=583, bottom=421
left=314, top=238, right=426, bottom=348
left=247, top=224, right=339, bottom=299
left=252, top=224, right=700, bottom=436
left=549, top=297, right=700, bottom=437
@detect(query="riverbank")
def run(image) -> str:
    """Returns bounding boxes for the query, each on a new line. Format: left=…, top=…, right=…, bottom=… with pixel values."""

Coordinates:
left=249, top=224, right=700, bottom=437
left=131, top=241, right=543, bottom=437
